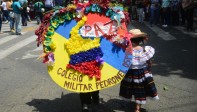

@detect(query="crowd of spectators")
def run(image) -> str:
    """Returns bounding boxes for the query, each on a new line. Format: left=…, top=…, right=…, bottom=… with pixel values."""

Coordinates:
left=0, top=0, right=72, bottom=34
left=0, top=0, right=196, bottom=34
left=122, top=0, right=197, bottom=32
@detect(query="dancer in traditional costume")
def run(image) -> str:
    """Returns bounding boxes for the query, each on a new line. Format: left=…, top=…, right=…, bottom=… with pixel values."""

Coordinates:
left=119, top=29, right=159, bottom=112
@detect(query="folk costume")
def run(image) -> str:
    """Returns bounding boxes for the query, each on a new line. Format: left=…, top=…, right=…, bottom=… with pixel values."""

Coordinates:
left=119, top=29, right=159, bottom=105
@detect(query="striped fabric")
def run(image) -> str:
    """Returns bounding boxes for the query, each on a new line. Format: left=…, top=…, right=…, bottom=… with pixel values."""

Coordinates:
left=132, top=46, right=155, bottom=67
left=119, top=67, right=159, bottom=104
left=69, top=47, right=103, bottom=65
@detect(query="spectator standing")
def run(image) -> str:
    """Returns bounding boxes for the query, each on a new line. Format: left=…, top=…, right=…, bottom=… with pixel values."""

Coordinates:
left=19, top=0, right=28, bottom=26
left=12, top=0, right=23, bottom=35
left=149, top=0, right=161, bottom=27
left=136, top=0, right=146, bottom=24
left=171, top=0, right=181, bottom=26
left=143, top=0, right=150, bottom=21
left=7, top=0, right=14, bottom=32
left=1, top=0, right=9, bottom=23
left=0, top=7, right=3, bottom=34
left=34, top=0, right=44, bottom=24
left=182, top=0, right=194, bottom=31
left=161, top=0, right=170, bottom=27
left=44, top=0, right=53, bottom=12
left=180, top=0, right=185, bottom=25
left=131, top=0, right=137, bottom=20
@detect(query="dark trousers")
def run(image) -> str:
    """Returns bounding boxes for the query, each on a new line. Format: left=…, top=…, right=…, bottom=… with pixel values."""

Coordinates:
left=185, top=8, right=194, bottom=30
left=80, top=91, right=99, bottom=105
left=171, top=10, right=179, bottom=26
left=35, top=12, right=43, bottom=23
left=161, top=7, right=170, bottom=25
left=0, top=13, right=2, bottom=31
left=180, top=7, right=185, bottom=25
left=21, top=8, right=28, bottom=26
left=150, top=7, right=160, bottom=25
left=3, top=10, right=9, bottom=21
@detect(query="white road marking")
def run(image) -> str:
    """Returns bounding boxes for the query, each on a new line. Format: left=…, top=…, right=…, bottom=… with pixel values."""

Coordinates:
left=174, top=26, right=197, bottom=38
left=21, top=47, right=43, bottom=60
left=32, top=46, right=43, bottom=51
left=21, top=53, right=39, bottom=60
left=145, top=22, right=176, bottom=40
left=0, top=35, right=37, bottom=60
left=0, top=32, right=27, bottom=45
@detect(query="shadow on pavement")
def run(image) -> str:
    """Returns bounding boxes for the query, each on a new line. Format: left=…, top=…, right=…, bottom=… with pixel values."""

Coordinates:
left=132, top=22, right=197, bottom=80
left=152, top=28, right=197, bottom=80
left=97, top=99, right=148, bottom=112
left=26, top=93, right=81, bottom=112
left=26, top=93, right=148, bottom=112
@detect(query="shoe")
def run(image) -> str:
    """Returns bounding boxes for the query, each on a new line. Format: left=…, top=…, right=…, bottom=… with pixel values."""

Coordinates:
left=16, top=32, right=22, bottom=35
left=4, top=20, right=9, bottom=24
left=10, top=28, right=15, bottom=32
left=162, top=24, right=168, bottom=27
left=82, top=104, right=89, bottom=112
left=0, top=31, right=3, bottom=34
left=10, top=29, right=15, bottom=33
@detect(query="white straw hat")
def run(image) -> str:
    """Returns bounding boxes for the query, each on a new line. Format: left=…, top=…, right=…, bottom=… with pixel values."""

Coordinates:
left=129, top=29, right=147, bottom=38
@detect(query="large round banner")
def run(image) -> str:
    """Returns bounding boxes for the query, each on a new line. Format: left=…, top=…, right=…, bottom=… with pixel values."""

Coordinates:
left=35, top=1, right=132, bottom=93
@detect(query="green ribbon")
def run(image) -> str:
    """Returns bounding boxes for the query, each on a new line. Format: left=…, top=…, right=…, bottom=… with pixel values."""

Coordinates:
left=51, top=19, right=59, bottom=28
left=45, top=37, right=51, bottom=41
left=58, top=16, right=65, bottom=24
left=85, top=4, right=101, bottom=13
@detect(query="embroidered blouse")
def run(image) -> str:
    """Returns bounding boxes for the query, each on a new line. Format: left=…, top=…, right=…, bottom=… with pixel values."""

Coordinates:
left=130, top=46, right=155, bottom=69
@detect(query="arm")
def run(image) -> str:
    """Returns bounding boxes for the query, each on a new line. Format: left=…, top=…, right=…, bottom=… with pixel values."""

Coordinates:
left=6, top=2, right=13, bottom=11
left=17, top=3, right=23, bottom=10
left=146, top=59, right=152, bottom=67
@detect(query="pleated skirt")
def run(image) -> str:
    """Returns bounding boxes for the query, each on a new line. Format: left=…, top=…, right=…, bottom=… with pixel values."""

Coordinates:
left=119, top=67, right=159, bottom=104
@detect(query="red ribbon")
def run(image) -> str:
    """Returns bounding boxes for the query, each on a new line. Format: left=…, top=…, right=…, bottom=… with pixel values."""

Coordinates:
left=67, top=60, right=101, bottom=80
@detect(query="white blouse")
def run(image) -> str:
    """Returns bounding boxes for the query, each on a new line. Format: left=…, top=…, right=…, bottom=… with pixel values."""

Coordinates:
left=131, top=46, right=155, bottom=69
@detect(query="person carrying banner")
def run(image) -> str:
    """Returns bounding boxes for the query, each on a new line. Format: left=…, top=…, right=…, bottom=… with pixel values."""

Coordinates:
left=34, top=0, right=44, bottom=24
left=80, top=91, right=100, bottom=112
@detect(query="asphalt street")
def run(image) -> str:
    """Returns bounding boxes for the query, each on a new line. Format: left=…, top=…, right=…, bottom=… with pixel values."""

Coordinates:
left=0, top=20, right=197, bottom=112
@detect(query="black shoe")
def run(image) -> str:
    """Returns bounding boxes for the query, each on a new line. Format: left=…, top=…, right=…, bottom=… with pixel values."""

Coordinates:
left=82, top=108, right=89, bottom=112
left=16, top=32, right=22, bottom=35
left=82, top=104, right=89, bottom=112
